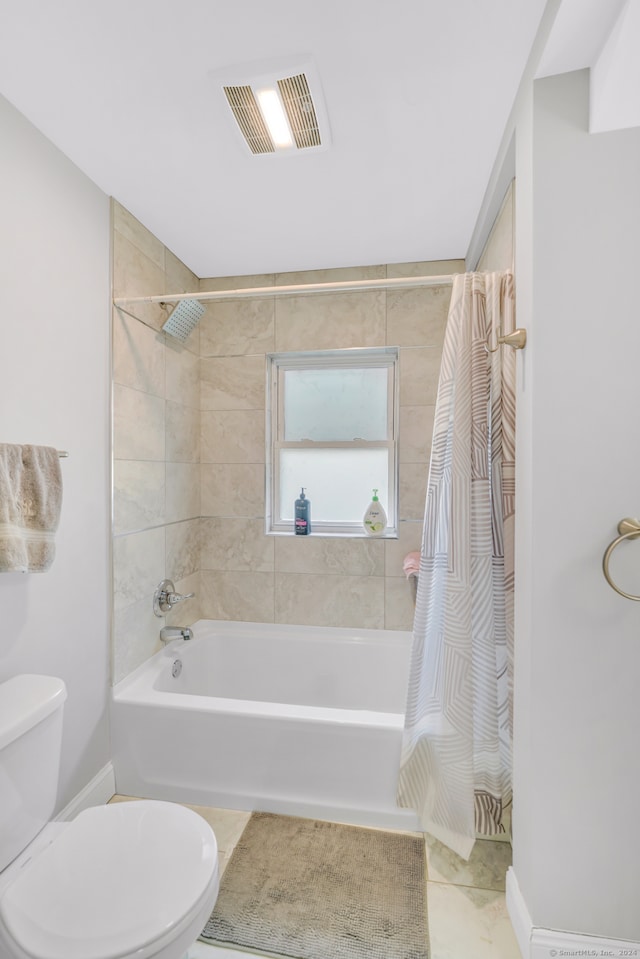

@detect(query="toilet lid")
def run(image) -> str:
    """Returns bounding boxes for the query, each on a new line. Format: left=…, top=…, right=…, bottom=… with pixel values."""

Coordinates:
left=0, top=801, right=218, bottom=959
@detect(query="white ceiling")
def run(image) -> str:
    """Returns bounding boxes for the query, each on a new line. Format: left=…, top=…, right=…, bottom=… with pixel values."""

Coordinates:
left=0, top=0, right=549, bottom=279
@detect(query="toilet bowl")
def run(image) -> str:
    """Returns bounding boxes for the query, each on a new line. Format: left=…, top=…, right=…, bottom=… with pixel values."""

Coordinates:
left=0, top=674, right=219, bottom=959
left=0, top=800, right=219, bottom=959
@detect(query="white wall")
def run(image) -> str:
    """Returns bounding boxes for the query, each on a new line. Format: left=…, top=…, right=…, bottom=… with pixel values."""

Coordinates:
left=590, top=0, right=640, bottom=133
left=513, top=69, right=640, bottom=941
left=475, top=180, right=514, bottom=273
left=0, top=94, right=111, bottom=809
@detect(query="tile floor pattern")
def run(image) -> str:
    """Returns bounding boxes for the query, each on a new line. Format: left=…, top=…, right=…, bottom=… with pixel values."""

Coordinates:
left=109, top=797, right=521, bottom=959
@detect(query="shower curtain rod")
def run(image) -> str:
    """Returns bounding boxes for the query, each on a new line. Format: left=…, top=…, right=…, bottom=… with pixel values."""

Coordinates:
left=113, top=272, right=458, bottom=306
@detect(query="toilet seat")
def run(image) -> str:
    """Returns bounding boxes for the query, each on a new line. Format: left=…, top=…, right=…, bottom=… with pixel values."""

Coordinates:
left=0, top=801, right=219, bottom=959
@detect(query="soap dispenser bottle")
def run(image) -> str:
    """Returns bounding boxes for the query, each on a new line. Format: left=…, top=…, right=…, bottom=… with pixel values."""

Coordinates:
left=295, top=488, right=311, bottom=535
left=363, top=489, right=387, bottom=536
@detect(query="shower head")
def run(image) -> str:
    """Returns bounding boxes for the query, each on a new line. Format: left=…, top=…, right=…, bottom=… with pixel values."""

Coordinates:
left=161, top=299, right=205, bottom=342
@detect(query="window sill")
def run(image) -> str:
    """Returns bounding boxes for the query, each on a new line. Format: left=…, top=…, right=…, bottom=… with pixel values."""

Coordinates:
left=266, top=529, right=398, bottom=540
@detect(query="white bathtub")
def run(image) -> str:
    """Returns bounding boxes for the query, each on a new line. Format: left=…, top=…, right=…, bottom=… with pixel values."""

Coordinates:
left=111, top=619, right=419, bottom=830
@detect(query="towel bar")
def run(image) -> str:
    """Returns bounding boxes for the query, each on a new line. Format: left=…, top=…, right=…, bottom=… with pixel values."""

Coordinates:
left=602, top=518, right=640, bottom=600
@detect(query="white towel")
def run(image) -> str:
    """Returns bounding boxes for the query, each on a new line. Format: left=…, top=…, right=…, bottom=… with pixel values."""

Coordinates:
left=0, top=444, right=63, bottom=573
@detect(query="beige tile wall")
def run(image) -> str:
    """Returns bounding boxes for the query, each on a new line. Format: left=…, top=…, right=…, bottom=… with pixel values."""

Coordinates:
left=199, top=259, right=463, bottom=632
left=112, top=201, right=201, bottom=683
left=111, top=197, right=462, bottom=681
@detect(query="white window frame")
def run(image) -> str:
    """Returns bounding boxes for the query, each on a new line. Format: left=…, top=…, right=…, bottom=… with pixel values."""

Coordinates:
left=266, top=347, right=399, bottom=536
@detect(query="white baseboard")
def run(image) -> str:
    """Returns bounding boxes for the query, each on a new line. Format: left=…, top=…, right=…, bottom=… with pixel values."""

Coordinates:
left=55, top=762, right=115, bottom=821
left=507, top=866, right=640, bottom=959
left=506, top=867, right=533, bottom=959
left=531, top=928, right=640, bottom=959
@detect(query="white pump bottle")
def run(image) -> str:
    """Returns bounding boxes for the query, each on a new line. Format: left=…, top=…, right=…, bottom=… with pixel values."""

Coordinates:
left=363, top=489, right=387, bottom=535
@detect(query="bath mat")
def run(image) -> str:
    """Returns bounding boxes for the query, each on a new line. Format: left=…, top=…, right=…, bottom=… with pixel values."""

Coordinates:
left=200, top=811, right=428, bottom=959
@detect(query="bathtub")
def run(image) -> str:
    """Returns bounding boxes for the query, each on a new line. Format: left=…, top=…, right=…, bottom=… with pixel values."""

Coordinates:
left=111, top=619, right=420, bottom=830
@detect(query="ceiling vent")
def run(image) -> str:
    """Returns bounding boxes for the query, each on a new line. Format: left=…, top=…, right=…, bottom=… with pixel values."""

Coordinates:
left=278, top=74, right=321, bottom=149
left=223, top=85, right=275, bottom=155
left=215, top=58, right=330, bottom=157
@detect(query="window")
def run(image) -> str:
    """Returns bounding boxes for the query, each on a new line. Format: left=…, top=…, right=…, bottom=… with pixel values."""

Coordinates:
left=267, top=348, right=398, bottom=535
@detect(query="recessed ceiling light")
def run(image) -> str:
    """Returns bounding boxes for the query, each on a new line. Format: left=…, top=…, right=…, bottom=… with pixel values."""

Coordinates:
left=256, top=89, right=294, bottom=148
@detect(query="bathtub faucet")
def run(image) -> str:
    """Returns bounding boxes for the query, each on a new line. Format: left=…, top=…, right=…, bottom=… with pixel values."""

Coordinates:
left=159, top=626, right=193, bottom=644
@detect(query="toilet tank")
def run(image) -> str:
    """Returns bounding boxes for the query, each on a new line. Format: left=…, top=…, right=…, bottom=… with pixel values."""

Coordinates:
left=0, top=675, right=67, bottom=871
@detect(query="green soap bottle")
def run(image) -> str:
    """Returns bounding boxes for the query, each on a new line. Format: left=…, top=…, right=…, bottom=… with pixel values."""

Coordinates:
left=363, top=489, right=387, bottom=535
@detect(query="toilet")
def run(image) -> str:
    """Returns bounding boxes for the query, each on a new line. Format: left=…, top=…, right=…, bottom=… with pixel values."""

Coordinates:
left=0, top=674, right=219, bottom=959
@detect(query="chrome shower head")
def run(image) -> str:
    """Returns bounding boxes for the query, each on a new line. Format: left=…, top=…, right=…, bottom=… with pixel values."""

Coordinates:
left=161, top=299, right=205, bottom=342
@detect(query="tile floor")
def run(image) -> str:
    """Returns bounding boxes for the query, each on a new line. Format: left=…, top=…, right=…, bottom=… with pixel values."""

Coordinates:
left=110, top=796, right=521, bottom=959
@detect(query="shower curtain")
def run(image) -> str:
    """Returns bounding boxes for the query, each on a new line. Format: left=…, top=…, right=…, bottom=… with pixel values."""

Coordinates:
left=397, top=271, right=515, bottom=860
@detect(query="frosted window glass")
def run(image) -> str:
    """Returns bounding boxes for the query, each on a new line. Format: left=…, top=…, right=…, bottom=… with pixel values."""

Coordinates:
left=280, top=449, right=388, bottom=523
left=283, top=368, right=388, bottom=441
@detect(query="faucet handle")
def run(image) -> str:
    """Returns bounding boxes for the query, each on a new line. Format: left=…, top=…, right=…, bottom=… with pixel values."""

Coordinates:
left=167, top=590, right=195, bottom=605
left=153, top=579, right=196, bottom=617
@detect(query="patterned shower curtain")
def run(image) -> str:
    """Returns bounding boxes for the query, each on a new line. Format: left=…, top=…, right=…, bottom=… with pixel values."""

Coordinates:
left=397, top=271, right=515, bottom=860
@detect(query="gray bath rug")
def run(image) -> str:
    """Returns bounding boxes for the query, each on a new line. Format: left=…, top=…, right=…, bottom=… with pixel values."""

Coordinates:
left=200, top=811, right=428, bottom=959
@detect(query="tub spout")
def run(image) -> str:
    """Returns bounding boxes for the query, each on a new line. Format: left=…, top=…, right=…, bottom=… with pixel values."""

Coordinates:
left=160, top=626, right=193, bottom=643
